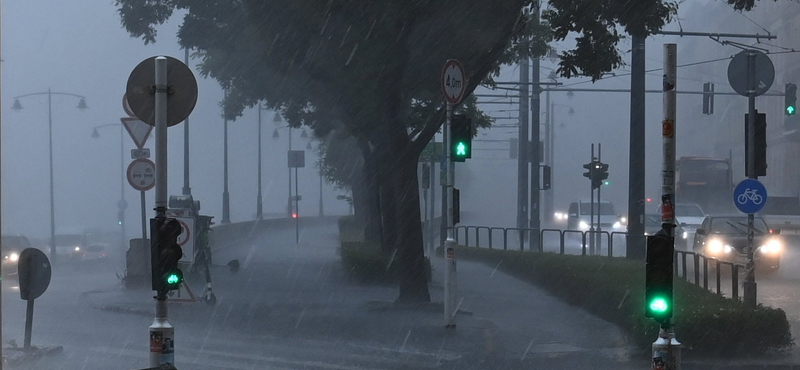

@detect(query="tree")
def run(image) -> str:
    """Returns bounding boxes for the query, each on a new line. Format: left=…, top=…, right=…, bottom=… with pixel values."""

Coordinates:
left=118, top=0, right=539, bottom=303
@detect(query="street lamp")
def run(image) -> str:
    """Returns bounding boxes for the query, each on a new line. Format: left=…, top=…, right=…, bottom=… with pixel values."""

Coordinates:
left=254, top=103, right=274, bottom=220
left=12, top=88, right=88, bottom=266
left=222, top=89, right=231, bottom=224
left=90, top=123, right=126, bottom=250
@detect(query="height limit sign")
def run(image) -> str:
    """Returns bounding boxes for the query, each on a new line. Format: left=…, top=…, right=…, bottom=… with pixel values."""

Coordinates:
left=442, top=60, right=466, bottom=105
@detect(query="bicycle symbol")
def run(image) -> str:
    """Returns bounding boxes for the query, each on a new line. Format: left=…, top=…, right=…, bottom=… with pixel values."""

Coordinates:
left=736, top=188, right=763, bottom=205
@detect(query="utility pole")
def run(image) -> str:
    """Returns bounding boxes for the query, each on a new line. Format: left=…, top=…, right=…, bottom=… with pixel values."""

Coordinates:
left=257, top=104, right=264, bottom=220
left=182, top=47, right=192, bottom=196
left=221, top=88, right=231, bottom=224
left=744, top=50, right=758, bottom=307
left=516, top=18, right=530, bottom=243
left=529, top=2, right=542, bottom=252
left=627, top=33, right=646, bottom=260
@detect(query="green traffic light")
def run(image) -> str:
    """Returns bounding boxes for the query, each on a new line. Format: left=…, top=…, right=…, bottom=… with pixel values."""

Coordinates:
left=649, top=297, right=669, bottom=313
left=604, top=181, right=610, bottom=186
left=788, top=106, right=796, bottom=115
left=455, top=142, right=467, bottom=156
left=166, top=273, right=180, bottom=285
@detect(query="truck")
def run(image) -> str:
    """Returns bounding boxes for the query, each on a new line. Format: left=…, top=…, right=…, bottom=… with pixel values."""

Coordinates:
left=676, top=157, right=734, bottom=215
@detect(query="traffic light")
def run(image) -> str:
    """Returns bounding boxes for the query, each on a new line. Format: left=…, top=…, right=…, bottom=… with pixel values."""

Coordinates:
left=745, top=111, right=767, bottom=177
left=591, top=162, right=608, bottom=189
left=645, top=235, right=674, bottom=324
left=151, top=218, right=184, bottom=292
left=582, top=161, right=594, bottom=180
left=450, top=115, right=472, bottom=162
left=541, top=165, right=551, bottom=190
left=786, top=83, right=797, bottom=116
left=118, top=210, right=124, bottom=225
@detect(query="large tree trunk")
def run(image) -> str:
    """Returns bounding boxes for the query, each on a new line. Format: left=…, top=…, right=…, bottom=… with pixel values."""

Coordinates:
left=357, top=140, right=382, bottom=245
left=375, top=138, right=397, bottom=254
left=393, top=151, right=430, bottom=303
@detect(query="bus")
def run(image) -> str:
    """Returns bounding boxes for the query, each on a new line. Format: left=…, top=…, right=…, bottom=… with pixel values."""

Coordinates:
left=676, top=157, right=733, bottom=214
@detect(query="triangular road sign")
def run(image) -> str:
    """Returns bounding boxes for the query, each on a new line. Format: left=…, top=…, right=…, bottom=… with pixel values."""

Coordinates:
left=121, top=117, right=153, bottom=149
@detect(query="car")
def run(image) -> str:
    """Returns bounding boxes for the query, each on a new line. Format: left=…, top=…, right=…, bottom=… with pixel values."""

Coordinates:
left=53, top=233, right=87, bottom=262
left=1, top=235, right=31, bottom=276
left=566, top=200, right=626, bottom=232
left=692, top=215, right=782, bottom=272
left=79, top=244, right=110, bottom=262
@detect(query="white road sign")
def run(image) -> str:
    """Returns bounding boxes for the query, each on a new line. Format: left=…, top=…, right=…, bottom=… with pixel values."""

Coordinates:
left=127, top=158, right=156, bottom=191
left=122, top=117, right=153, bottom=149
left=441, top=59, right=466, bottom=104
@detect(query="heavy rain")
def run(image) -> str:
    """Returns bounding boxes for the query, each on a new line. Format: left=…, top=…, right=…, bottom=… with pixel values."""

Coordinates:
left=2, top=0, right=800, bottom=369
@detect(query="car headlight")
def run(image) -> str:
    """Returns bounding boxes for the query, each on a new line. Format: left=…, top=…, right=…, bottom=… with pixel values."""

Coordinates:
left=9, top=253, right=18, bottom=262
left=682, top=231, right=688, bottom=240
left=579, top=221, right=589, bottom=231
left=74, top=246, right=81, bottom=252
left=724, top=245, right=733, bottom=254
left=707, top=239, right=723, bottom=254
left=613, top=222, right=622, bottom=229
left=760, top=239, right=782, bottom=254
left=620, top=217, right=627, bottom=224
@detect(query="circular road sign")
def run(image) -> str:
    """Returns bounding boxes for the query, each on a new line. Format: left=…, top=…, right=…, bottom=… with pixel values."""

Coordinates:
left=18, top=248, right=51, bottom=301
left=126, top=55, right=198, bottom=127
left=441, top=60, right=466, bottom=105
left=127, top=158, right=156, bottom=191
left=176, top=218, right=191, bottom=247
left=733, top=178, right=767, bottom=214
left=727, top=50, right=775, bottom=97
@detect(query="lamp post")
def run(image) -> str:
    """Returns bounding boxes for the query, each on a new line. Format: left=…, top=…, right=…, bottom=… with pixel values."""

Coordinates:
left=12, top=88, right=87, bottom=266
left=90, top=123, right=126, bottom=250
left=221, top=88, right=231, bottom=224
left=255, top=104, right=271, bottom=220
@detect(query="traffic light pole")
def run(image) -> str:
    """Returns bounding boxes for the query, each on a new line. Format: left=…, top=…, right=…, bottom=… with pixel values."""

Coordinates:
left=444, top=102, right=458, bottom=329
left=652, top=43, right=681, bottom=370
left=149, top=57, right=175, bottom=368
left=744, top=51, right=758, bottom=307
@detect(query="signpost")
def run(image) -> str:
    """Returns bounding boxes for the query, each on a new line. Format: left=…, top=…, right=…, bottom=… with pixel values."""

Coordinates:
left=127, top=55, right=197, bottom=369
left=121, top=116, right=153, bottom=150
left=288, top=150, right=305, bottom=247
left=18, top=248, right=51, bottom=350
left=728, top=49, right=774, bottom=308
left=441, top=59, right=465, bottom=329
left=734, top=179, right=767, bottom=214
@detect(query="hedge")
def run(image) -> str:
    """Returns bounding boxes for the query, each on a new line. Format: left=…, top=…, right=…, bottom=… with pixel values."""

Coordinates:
left=454, top=246, right=792, bottom=356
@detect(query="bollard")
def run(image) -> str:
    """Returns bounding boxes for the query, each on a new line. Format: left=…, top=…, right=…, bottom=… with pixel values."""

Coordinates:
left=716, top=260, right=721, bottom=295
left=702, top=257, right=708, bottom=290
left=732, top=265, right=739, bottom=299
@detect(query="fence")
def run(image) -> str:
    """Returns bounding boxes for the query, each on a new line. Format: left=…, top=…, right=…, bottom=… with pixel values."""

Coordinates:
left=451, top=225, right=625, bottom=256
left=674, top=250, right=745, bottom=299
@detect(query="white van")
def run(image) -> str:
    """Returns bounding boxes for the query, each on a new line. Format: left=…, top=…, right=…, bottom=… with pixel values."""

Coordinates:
left=567, top=200, right=625, bottom=231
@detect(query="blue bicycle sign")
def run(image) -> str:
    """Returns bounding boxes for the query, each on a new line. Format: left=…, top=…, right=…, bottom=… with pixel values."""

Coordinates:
left=733, top=179, right=767, bottom=214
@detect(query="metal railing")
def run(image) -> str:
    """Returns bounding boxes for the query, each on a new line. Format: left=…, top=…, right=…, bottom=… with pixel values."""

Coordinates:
left=674, top=250, right=744, bottom=299
left=452, top=225, right=625, bottom=256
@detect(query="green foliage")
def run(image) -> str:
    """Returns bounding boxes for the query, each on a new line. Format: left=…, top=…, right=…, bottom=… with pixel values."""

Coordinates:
left=337, top=215, right=364, bottom=243
left=456, top=246, right=793, bottom=356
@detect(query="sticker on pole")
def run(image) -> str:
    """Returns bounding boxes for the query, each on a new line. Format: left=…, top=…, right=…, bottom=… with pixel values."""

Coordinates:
left=441, top=60, right=466, bottom=105
left=733, top=179, right=767, bottom=214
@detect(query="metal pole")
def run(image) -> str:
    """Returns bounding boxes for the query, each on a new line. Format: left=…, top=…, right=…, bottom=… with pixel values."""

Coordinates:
left=0, top=10, right=4, bottom=363
left=744, top=51, right=758, bottom=307
left=444, top=102, right=457, bottom=329
left=23, top=299, right=33, bottom=350
left=429, top=157, right=436, bottom=254
left=182, top=47, right=191, bottom=196
left=652, top=43, right=682, bottom=369
left=288, top=128, right=293, bottom=217
left=295, top=167, right=299, bottom=246
left=589, top=144, right=595, bottom=255
left=597, top=144, right=602, bottom=253
left=150, top=56, right=174, bottom=368
left=517, top=27, right=530, bottom=239
left=544, top=93, right=553, bottom=225
left=222, top=89, right=231, bottom=224
left=529, top=2, right=542, bottom=251
left=257, top=105, right=263, bottom=220
left=141, top=191, right=147, bottom=241
left=627, top=33, right=646, bottom=260
left=549, top=101, right=555, bottom=217
left=120, top=123, right=126, bottom=250
left=319, top=166, right=324, bottom=217
left=48, top=88, right=56, bottom=266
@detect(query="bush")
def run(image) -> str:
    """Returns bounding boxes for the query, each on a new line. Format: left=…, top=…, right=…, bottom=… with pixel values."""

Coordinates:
left=455, top=246, right=792, bottom=356
left=340, top=241, right=432, bottom=283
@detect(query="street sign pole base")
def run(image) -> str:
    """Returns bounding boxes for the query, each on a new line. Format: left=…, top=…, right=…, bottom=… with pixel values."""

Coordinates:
left=652, top=327, right=681, bottom=370
left=743, top=281, right=757, bottom=307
